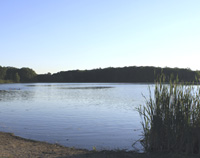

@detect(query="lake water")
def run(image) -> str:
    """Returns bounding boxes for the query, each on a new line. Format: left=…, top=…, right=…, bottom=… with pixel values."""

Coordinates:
left=0, top=83, right=153, bottom=151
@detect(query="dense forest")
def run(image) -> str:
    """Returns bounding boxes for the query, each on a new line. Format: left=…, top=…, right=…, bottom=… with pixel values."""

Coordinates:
left=38, top=66, right=199, bottom=83
left=0, top=65, right=199, bottom=83
left=0, top=66, right=37, bottom=83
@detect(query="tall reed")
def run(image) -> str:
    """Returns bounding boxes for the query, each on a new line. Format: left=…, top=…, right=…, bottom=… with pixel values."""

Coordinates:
left=138, top=76, right=200, bottom=154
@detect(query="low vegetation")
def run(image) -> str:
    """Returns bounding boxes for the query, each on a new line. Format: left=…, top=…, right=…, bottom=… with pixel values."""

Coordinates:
left=0, top=79, right=13, bottom=84
left=137, top=75, right=200, bottom=154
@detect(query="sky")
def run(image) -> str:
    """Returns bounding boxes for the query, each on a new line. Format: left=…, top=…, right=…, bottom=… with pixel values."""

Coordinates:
left=0, top=0, right=200, bottom=74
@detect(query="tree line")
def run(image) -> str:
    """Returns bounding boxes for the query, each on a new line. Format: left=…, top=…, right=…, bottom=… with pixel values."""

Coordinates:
left=37, top=66, right=200, bottom=83
left=0, top=65, right=199, bottom=83
left=0, top=66, right=37, bottom=83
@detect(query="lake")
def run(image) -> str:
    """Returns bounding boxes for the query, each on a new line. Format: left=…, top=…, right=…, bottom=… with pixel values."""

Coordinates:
left=0, top=83, right=153, bottom=151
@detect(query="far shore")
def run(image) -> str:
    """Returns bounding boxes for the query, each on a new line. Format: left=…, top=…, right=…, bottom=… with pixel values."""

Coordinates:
left=0, top=131, right=199, bottom=158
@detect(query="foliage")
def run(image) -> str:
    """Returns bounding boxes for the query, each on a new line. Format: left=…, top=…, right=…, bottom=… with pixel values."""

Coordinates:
left=0, top=66, right=7, bottom=80
left=0, top=66, right=37, bottom=83
left=1, top=65, right=200, bottom=83
left=37, top=66, right=200, bottom=83
left=18, top=68, right=37, bottom=82
left=14, top=72, right=20, bottom=83
left=137, top=76, right=200, bottom=154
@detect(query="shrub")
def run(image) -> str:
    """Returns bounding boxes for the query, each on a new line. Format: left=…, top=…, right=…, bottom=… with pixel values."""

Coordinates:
left=137, top=76, right=200, bottom=154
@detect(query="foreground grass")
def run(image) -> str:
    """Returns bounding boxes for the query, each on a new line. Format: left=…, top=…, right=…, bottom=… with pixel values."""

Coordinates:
left=138, top=75, right=200, bottom=155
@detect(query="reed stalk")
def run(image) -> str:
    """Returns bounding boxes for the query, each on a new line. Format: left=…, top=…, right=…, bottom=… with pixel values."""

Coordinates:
left=137, top=76, right=200, bottom=154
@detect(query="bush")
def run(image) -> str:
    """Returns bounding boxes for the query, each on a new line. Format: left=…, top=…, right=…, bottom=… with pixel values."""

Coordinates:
left=137, top=76, right=200, bottom=154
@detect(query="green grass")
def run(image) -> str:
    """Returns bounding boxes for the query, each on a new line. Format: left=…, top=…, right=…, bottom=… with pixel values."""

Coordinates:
left=137, top=76, right=200, bottom=154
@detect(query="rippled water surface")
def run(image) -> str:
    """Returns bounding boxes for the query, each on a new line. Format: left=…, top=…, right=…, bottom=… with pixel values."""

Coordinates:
left=0, top=83, right=153, bottom=150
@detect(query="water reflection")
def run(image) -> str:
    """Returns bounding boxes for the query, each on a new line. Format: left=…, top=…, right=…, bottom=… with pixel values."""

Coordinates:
left=26, top=84, right=114, bottom=90
left=59, top=86, right=113, bottom=89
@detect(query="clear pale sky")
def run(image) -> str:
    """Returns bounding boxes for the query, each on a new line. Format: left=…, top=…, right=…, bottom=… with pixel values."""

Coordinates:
left=0, top=0, right=200, bottom=74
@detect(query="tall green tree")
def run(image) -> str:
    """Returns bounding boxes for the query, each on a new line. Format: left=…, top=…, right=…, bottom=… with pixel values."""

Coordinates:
left=19, top=68, right=37, bottom=82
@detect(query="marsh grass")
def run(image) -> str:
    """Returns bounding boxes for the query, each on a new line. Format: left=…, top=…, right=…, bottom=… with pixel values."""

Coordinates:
left=0, top=79, right=13, bottom=84
left=137, top=75, right=200, bottom=154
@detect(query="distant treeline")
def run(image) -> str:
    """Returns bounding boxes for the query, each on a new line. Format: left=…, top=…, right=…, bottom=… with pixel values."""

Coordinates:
left=37, top=66, right=200, bottom=83
left=0, top=66, right=37, bottom=83
left=0, top=65, right=199, bottom=83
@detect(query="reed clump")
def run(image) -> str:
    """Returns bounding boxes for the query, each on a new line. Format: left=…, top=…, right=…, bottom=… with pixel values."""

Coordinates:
left=138, top=76, right=200, bottom=154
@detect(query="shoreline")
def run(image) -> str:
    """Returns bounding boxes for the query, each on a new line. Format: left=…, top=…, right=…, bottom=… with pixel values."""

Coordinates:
left=0, top=131, right=87, bottom=158
left=0, top=132, right=199, bottom=158
left=0, top=131, right=140, bottom=158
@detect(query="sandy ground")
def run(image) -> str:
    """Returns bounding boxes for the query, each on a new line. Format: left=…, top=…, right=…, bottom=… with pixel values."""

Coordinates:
left=0, top=132, right=86, bottom=158
left=0, top=132, right=140, bottom=158
left=0, top=132, right=199, bottom=158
